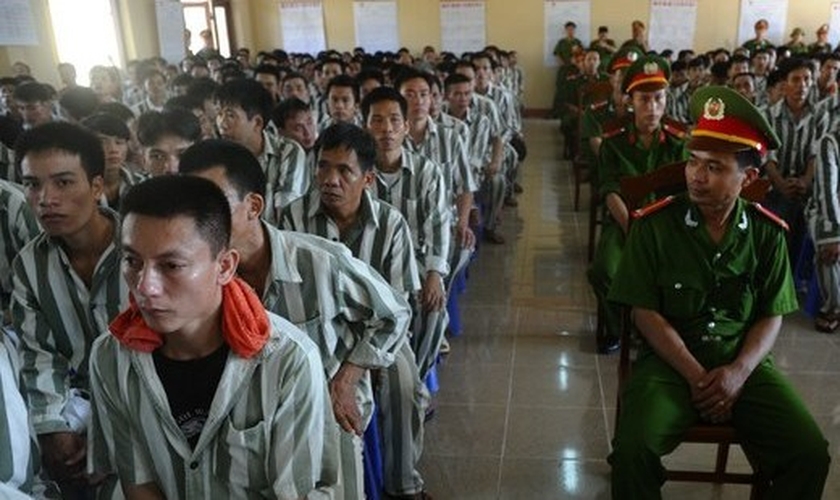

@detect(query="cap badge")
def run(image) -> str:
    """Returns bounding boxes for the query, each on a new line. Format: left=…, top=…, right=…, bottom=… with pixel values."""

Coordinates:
left=643, top=62, right=659, bottom=75
left=627, top=52, right=639, bottom=62
left=703, top=97, right=725, bottom=121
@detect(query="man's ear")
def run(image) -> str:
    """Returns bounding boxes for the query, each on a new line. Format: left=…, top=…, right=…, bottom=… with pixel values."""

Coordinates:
left=741, top=166, right=759, bottom=187
left=217, top=248, right=240, bottom=285
left=245, top=192, right=265, bottom=220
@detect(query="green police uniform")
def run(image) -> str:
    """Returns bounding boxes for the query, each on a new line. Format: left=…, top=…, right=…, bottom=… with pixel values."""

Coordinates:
left=553, top=36, right=583, bottom=66
left=608, top=85, right=830, bottom=499
left=741, top=37, right=774, bottom=55
left=587, top=55, right=689, bottom=353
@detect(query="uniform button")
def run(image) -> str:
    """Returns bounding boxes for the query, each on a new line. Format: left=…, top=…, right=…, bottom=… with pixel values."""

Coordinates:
left=708, top=321, right=716, bottom=329
left=190, top=461, right=199, bottom=470
left=714, top=252, right=722, bottom=260
left=709, top=307, right=717, bottom=313
left=674, top=283, right=682, bottom=289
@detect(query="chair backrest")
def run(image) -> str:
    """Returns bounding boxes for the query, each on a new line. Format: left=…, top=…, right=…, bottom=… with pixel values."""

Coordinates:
left=619, top=160, right=772, bottom=213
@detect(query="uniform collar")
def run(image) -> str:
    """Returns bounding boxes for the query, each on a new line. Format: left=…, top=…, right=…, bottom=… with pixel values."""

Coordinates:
left=263, top=221, right=303, bottom=284
left=683, top=196, right=749, bottom=251
left=309, top=188, right=380, bottom=230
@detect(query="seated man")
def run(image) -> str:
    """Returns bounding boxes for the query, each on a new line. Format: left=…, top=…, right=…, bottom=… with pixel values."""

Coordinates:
left=281, top=123, right=430, bottom=499
left=609, top=86, right=830, bottom=499
left=179, top=139, right=411, bottom=500
left=136, top=108, right=201, bottom=176
left=12, top=122, right=127, bottom=495
left=273, top=97, right=318, bottom=177
left=216, top=78, right=309, bottom=221
left=319, top=74, right=363, bottom=131
left=87, top=175, right=337, bottom=498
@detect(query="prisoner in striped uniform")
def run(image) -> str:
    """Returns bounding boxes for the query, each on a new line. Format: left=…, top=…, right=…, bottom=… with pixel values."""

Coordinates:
left=215, top=79, right=309, bottom=224
left=88, top=175, right=337, bottom=499
left=444, top=73, right=505, bottom=243
left=282, top=123, right=432, bottom=498
left=398, top=69, right=478, bottom=251
left=10, top=123, right=128, bottom=493
left=0, top=179, right=39, bottom=321
left=180, top=139, right=411, bottom=500
left=807, top=132, right=840, bottom=332
left=363, top=87, right=452, bottom=381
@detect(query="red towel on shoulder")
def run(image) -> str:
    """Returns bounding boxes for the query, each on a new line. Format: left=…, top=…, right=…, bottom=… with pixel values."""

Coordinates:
left=110, top=277, right=270, bottom=358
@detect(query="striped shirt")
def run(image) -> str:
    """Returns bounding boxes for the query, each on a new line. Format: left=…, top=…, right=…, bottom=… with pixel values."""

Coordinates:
left=88, top=312, right=337, bottom=499
left=764, top=99, right=829, bottom=178
left=478, top=83, right=521, bottom=138
left=667, top=83, right=692, bottom=125
left=371, top=148, right=452, bottom=277
left=0, top=143, right=17, bottom=184
left=280, top=189, right=421, bottom=296
left=10, top=208, right=127, bottom=434
left=0, top=181, right=39, bottom=319
left=258, top=130, right=310, bottom=225
left=808, top=132, right=840, bottom=244
left=260, top=223, right=411, bottom=377
left=469, top=93, right=504, bottom=141
left=0, top=335, right=37, bottom=494
left=439, top=108, right=492, bottom=180
left=404, top=117, right=478, bottom=201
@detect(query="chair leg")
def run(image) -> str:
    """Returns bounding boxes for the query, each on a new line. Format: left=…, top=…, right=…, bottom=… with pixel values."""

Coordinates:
left=588, top=195, right=598, bottom=262
left=714, top=442, right=730, bottom=480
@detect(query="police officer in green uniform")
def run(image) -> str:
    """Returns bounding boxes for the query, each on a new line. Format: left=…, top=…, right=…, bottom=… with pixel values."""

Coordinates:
left=587, top=55, right=689, bottom=353
left=553, top=22, right=584, bottom=120
left=608, top=86, right=830, bottom=499
left=742, top=18, right=774, bottom=55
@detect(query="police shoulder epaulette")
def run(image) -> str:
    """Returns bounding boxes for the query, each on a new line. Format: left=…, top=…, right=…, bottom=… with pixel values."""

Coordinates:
left=566, top=73, right=581, bottom=81
left=662, top=117, right=688, bottom=139
left=631, top=195, right=676, bottom=219
left=601, top=116, right=629, bottom=139
left=750, top=202, right=789, bottom=231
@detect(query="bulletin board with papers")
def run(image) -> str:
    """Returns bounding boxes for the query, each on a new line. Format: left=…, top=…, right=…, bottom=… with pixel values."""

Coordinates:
left=280, top=1, right=326, bottom=54
left=440, top=1, right=486, bottom=55
left=155, top=0, right=187, bottom=65
left=737, top=0, right=788, bottom=46
left=353, top=1, right=399, bottom=53
left=0, top=0, right=38, bottom=46
left=544, top=0, right=591, bottom=67
left=648, top=0, right=697, bottom=53
left=829, top=2, right=840, bottom=48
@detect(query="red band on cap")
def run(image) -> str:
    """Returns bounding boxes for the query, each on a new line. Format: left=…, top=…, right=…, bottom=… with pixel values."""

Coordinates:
left=692, top=114, right=768, bottom=153
left=626, top=74, right=668, bottom=93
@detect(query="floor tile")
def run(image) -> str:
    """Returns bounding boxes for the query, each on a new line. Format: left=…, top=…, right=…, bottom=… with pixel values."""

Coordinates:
left=423, top=403, right=507, bottom=457
left=498, top=458, right=611, bottom=499
left=505, top=407, right=610, bottom=460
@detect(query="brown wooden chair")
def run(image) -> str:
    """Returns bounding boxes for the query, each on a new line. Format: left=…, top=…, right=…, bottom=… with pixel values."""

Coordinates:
left=573, top=81, right=613, bottom=212
left=616, top=161, right=771, bottom=499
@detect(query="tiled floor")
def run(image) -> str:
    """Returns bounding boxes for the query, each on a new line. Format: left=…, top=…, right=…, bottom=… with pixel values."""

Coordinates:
left=418, top=119, right=840, bottom=499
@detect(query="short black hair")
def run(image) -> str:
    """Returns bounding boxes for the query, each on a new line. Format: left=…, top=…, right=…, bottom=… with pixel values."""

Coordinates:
left=326, top=74, right=360, bottom=104
left=81, top=113, right=130, bottom=140
left=137, top=109, right=201, bottom=147
left=671, top=60, right=688, bottom=73
left=215, top=78, right=273, bottom=127
left=356, top=68, right=385, bottom=86
left=282, top=71, right=309, bottom=85
left=13, top=82, right=52, bottom=103
left=170, top=73, right=194, bottom=89
left=120, top=175, right=232, bottom=255
left=471, top=52, right=498, bottom=69
left=394, top=69, right=434, bottom=93
left=565, top=21, right=577, bottom=29
left=178, top=139, right=266, bottom=200
left=317, top=123, right=377, bottom=172
left=777, top=56, right=814, bottom=80
left=96, top=101, right=136, bottom=122
left=15, top=122, right=105, bottom=181
left=734, top=148, right=763, bottom=171
left=444, top=72, right=472, bottom=90
left=59, top=86, right=99, bottom=122
left=361, top=86, right=408, bottom=123
left=164, top=94, right=203, bottom=113
left=272, top=98, right=310, bottom=130
left=767, top=68, right=784, bottom=88
left=186, top=77, right=219, bottom=104
left=253, top=64, right=281, bottom=82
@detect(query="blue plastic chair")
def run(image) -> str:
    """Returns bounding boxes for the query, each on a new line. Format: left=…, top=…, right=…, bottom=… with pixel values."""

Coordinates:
left=363, top=404, right=384, bottom=500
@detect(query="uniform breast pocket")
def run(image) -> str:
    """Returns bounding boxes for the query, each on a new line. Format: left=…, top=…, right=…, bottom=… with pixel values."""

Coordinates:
left=212, top=418, right=268, bottom=490
left=715, top=274, right=754, bottom=319
left=658, top=275, right=705, bottom=319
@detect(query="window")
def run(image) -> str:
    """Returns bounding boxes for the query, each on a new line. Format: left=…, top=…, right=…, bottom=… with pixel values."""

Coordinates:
left=48, top=0, right=123, bottom=86
left=181, top=0, right=233, bottom=58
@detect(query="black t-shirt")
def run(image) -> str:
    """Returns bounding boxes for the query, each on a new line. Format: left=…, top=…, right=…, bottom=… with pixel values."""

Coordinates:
left=153, top=343, right=229, bottom=449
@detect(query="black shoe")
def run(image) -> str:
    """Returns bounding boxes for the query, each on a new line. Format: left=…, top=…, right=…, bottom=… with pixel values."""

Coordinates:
left=597, top=334, right=621, bottom=355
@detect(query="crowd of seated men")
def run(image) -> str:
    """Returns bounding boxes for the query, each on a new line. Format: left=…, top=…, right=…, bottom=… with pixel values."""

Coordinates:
left=0, top=43, right=524, bottom=499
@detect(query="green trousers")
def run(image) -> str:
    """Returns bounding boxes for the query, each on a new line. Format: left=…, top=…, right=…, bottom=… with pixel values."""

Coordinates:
left=587, top=221, right=625, bottom=338
left=610, top=343, right=830, bottom=500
